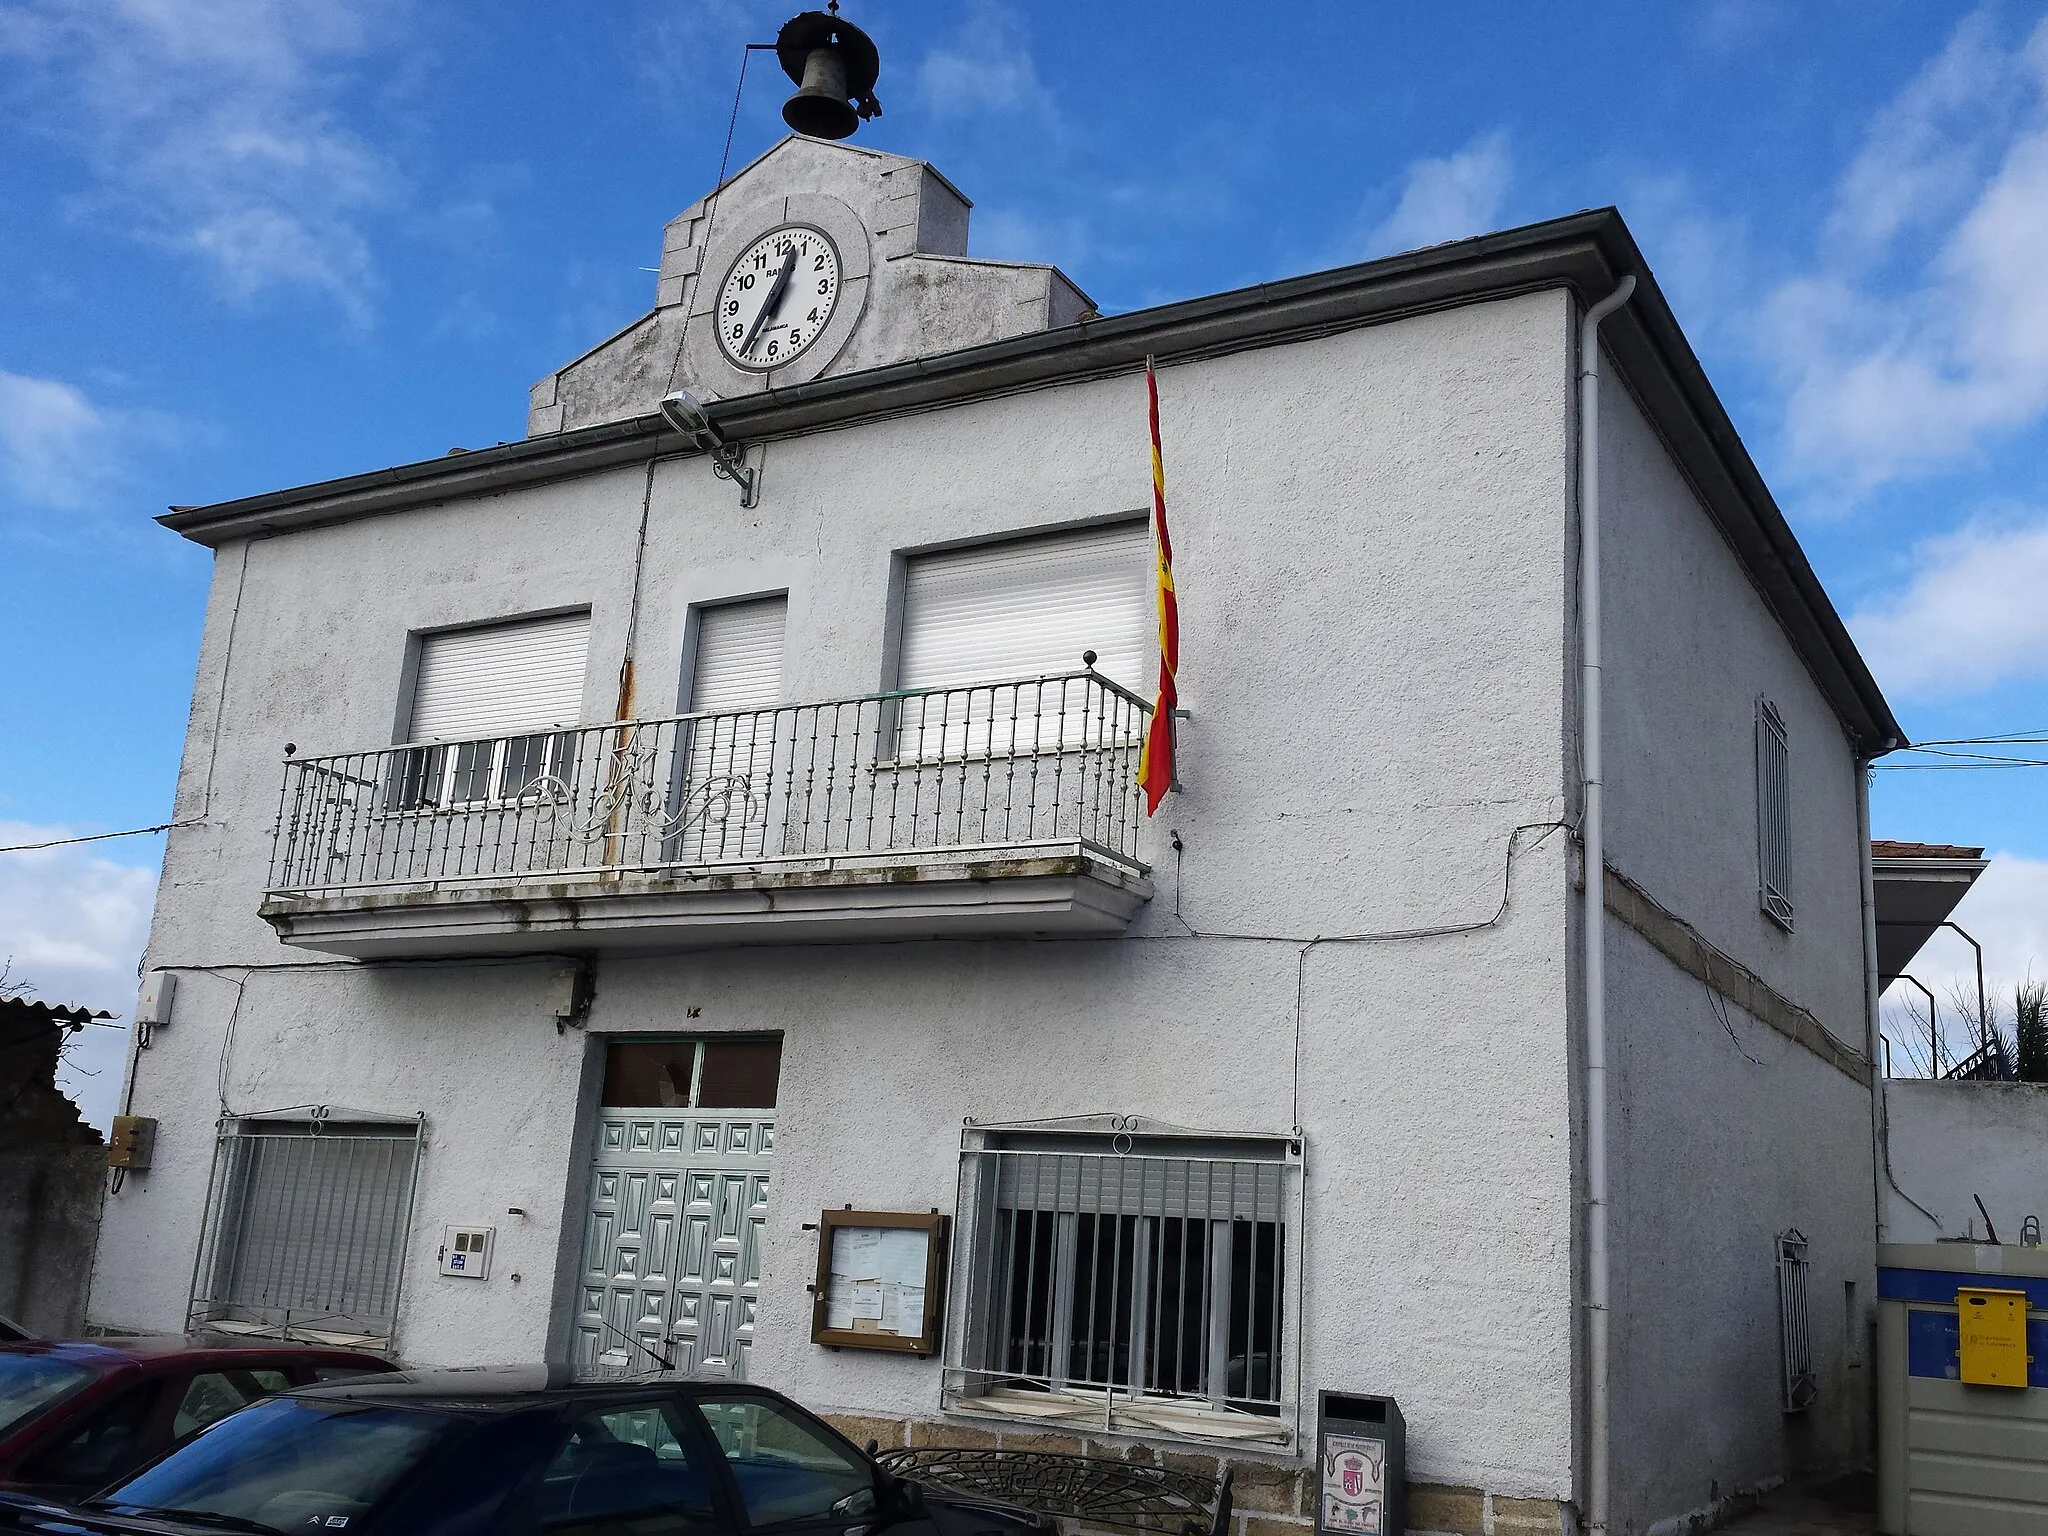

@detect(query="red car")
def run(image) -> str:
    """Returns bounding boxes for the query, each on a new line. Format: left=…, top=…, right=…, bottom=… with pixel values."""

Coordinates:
left=0, top=1338, right=395, bottom=1501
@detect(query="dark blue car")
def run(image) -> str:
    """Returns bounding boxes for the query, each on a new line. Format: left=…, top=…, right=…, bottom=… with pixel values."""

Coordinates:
left=0, top=1367, right=1048, bottom=1536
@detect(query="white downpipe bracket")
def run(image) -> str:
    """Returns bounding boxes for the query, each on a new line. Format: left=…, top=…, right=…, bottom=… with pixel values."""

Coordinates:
left=1579, top=272, right=1635, bottom=1536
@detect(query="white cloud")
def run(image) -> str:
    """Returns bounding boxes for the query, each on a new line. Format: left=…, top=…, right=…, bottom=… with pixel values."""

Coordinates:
left=1365, top=131, right=1511, bottom=258
left=0, top=0, right=401, bottom=318
left=0, top=369, right=187, bottom=522
left=1765, top=14, right=2048, bottom=495
left=0, top=822, right=158, bottom=1132
left=1881, top=852, right=2048, bottom=1074
left=0, top=371, right=111, bottom=509
left=916, top=2, right=1053, bottom=121
left=1851, top=514, right=2048, bottom=698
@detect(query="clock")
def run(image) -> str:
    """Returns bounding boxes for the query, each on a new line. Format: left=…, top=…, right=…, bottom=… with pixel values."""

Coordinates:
left=715, top=225, right=841, bottom=372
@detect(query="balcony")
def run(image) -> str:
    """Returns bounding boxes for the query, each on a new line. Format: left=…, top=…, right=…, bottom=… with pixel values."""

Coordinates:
left=260, top=671, right=1155, bottom=957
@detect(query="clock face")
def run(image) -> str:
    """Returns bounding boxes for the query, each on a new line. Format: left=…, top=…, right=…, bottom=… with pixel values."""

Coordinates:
left=715, top=225, right=841, bottom=372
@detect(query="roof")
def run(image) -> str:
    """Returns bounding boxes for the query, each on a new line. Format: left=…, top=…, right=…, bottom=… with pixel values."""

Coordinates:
left=1873, top=840, right=1987, bottom=861
left=156, top=207, right=1904, bottom=756
left=291, top=1363, right=735, bottom=1407
left=0, top=999, right=114, bottom=1027
left=1872, top=842, right=1990, bottom=986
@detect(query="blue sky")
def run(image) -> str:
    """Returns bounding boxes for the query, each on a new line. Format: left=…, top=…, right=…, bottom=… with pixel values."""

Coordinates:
left=4, top=0, right=2048, bottom=1114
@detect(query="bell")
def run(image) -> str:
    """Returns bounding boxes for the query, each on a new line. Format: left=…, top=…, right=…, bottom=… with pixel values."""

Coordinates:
left=783, top=47, right=857, bottom=139
left=775, top=8, right=882, bottom=142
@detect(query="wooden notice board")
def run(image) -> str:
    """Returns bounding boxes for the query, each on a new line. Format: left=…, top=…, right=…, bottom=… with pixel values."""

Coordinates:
left=809, top=1209, right=948, bottom=1355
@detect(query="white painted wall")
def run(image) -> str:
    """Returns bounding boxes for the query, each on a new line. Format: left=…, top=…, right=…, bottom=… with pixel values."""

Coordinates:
left=1596, top=368, right=1877, bottom=1528
left=95, top=291, right=1585, bottom=1503
left=1883, top=1080, right=2048, bottom=1243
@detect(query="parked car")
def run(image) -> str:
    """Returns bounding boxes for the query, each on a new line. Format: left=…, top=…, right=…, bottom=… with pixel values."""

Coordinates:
left=0, top=1366, right=1052, bottom=1536
left=0, top=1337, right=395, bottom=1501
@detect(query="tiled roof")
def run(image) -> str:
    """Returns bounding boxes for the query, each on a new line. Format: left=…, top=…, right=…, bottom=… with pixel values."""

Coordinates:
left=1871, top=840, right=1987, bottom=861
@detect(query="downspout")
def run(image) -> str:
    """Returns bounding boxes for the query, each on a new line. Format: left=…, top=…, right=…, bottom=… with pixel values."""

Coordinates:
left=1579, top=272, right=1634, bottom=1536
left=1858, top=760, right=1884, bottom=1239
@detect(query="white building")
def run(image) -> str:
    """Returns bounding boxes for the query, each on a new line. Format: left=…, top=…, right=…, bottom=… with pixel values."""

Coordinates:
left=91, top=136, right=1902, bottom=1536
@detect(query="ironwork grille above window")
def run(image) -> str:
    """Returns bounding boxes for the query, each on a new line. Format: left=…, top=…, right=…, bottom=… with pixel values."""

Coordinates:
left=187, top=1115, right=424, bottom=1350
left=1756, top=698, right=1793, bottom=929
left=946, top=1126, right=1301, bottom=1447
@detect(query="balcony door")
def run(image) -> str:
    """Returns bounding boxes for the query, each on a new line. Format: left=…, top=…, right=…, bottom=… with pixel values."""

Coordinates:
left=672, top=596, right=787, bottom=862
left=571, top=1037, right=779, bottom=1381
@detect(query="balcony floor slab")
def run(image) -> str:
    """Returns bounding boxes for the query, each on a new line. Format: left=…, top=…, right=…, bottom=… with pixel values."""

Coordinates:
left=260, top=846, right=1153, bottom=958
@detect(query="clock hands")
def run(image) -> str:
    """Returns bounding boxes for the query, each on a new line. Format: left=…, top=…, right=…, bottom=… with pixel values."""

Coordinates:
left=738, top=245, right=799, bottom=361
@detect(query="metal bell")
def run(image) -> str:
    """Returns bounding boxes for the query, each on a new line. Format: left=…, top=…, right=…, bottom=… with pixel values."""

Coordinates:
left=775, top=8, right=882, bottom=141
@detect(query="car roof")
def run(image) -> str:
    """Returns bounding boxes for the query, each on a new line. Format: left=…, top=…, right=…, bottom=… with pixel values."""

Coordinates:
left=1, top=1337, right=392, bottom=1369
left=288, top=1363, right=758, bottom=1410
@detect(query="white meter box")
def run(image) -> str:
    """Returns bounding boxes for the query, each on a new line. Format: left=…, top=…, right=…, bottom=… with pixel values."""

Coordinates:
left=439, top=1225, right=494, bottom=1279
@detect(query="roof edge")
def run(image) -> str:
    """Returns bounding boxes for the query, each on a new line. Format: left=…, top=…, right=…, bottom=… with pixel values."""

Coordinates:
left=157, top=207, right=1902, bottom=753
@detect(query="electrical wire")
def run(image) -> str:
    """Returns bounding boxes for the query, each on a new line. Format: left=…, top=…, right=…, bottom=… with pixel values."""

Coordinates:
left=0, top=822, right=198, bottom=853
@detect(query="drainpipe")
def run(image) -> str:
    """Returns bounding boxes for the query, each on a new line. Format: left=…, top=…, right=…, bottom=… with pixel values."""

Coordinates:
left=1857, top=763, right=1886, bottom=1237
left=1578, top=271, right=1634, bottom=1536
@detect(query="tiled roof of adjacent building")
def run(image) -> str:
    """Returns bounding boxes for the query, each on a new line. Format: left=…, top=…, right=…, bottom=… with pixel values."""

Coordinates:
left=1871, top=840, right=1987, bottom=861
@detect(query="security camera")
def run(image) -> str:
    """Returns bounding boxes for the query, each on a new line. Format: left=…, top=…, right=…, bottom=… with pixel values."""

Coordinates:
left=659, top=390, right=723, bottom=450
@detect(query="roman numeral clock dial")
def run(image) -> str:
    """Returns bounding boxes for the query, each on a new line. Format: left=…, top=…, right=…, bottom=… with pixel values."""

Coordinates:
left=715, top=225, right=841, bottom=372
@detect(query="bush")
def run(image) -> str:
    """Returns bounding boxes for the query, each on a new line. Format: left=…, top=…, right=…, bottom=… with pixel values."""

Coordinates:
left=2017, top=980, right=2048, bottom=1085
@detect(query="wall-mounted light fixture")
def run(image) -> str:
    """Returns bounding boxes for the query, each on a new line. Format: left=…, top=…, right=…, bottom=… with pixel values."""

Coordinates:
left=661, top=390, right=758, bottom=509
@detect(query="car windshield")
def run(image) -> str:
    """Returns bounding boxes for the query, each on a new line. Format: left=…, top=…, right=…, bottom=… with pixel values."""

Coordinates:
left=94, top=1398, right=453, bottom=1534
left=0, top=1355, right=95, bottom=1437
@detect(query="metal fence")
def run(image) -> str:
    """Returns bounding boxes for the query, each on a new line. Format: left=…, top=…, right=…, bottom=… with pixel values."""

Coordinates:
left=270, top=670, right=1150, bottom=897
left=188, top=1116, right=424, bottom=1349
left=947, top=1140, right=1300, bottom=1440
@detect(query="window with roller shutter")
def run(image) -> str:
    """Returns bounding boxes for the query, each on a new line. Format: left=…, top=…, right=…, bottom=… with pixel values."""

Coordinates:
left=683, top=597, right=787, bottom=803
left=894, top=522, right=1149, bottom=758
left=389, top=611, right=590, bottom=810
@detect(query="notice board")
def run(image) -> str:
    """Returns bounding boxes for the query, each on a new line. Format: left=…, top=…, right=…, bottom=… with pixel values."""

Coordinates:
left=809, top=1208, right=947, bottom=1355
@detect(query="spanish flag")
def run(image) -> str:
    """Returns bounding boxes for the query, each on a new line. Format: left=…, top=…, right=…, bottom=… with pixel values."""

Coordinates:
left=1138, top=359, right=1178, bottom=815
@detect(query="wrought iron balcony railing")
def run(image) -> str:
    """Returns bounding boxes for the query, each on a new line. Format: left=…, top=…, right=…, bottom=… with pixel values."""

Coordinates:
left=268, top=670, right=1151, bottom=898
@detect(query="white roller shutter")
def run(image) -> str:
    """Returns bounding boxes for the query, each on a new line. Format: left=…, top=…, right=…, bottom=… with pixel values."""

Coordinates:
left=407, top=611, right=590, bottom=742
left=689, top=597, right=787, bottom=713
left=898, top=522, right=1151, bottom=694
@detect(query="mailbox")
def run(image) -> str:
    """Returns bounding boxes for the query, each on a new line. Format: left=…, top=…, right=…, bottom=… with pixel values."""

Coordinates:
left=1315, top=1392, right=1405, bottom=1536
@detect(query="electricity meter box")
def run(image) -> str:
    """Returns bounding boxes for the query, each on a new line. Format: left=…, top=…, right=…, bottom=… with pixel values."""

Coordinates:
left=1315, top=1392, right=1406, bottom=1536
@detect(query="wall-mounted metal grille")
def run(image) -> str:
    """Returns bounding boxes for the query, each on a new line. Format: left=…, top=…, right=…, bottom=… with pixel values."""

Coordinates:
left=188, top=1116, right=424, bottom=1349
left=946, top=1133, right=1301, bottom=1445
left=1756, top=698, right=1793, bottom=929
left=1775, top=1227, right=1817, bottom=1413
left=268, top=671, right=1150, bottom=897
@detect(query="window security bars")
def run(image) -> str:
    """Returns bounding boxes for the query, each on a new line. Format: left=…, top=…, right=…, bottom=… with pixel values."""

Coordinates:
left=1775, top=1227, right=1817, bottom=1413
left=1756, top=699, right=1793, bottom=929
left=947, top=1136, right=1301, bottom=1445
left=187, top=1117, right=424, bottom=1349
left=269, top=670, right=1150, bottom=898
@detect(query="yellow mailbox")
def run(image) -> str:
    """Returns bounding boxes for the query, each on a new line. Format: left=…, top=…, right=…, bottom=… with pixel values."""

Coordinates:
left=1957, top=1287, right=2031, bottom=1387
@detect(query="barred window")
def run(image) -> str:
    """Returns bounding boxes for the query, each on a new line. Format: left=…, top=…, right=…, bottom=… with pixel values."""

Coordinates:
left=945, top=1128, right=1300, bottom=1446
left=188, top=1116, right=424, bottom=1350
left=1756, top=699, right=1792, bottom=929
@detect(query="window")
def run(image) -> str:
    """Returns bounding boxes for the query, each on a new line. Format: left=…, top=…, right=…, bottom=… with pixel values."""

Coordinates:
left=1776, top=1229, right=1816, bottom=1412
left=18, top=1384, right=161, bottom=1489
left=173, top=1369, right=290, bottom=1439
left=693, top=1395, right=875, bottom=1527
left=537, top=1401, right=717, bottom=1532
left=189, top=1118, right=424, bottom=1350
left=948, top=1133, right=1300, bottom=1443
left=1756, top=698, right=1792, bottom=929
left=601, top=1038, right=782, bottom=1110
left=679, top=598, right=788, bottom=848
left=390, top=611, right=590, bottom=810
left=895, top=524, right=1150, bottom=758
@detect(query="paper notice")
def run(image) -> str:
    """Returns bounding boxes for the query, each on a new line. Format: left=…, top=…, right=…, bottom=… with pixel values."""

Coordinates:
left=895, top=1284, right=926, bottom=1336
left=851, top=1280, right=884, bottom=1320
left=826, top=1277, right=857, bottom=1331
left=879, top=1283, right=902, bottom=1334
left=873, top=1228, right=928, bottom=1287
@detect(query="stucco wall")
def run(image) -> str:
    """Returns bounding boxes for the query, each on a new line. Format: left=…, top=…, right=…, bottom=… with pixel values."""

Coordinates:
left=1883, top=1079, right=2048, bottom=1243
left=96, top=291, right=1581, bottom=1497
left=1595, top=367, right=1876, bottom=1528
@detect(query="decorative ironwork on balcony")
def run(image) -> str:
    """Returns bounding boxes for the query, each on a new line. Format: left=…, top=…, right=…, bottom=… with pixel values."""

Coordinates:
left=262, top=670, right=1154, bottom=954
